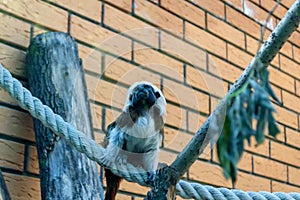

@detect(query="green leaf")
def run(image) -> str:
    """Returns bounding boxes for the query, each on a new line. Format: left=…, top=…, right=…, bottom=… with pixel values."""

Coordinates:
left=266, top=81, right=282, bottom=105
left=216, top=64, right=282, bottom=183
left=268, top=112, right=280, bottom=137
left=255, top=107, right=267, bottom=144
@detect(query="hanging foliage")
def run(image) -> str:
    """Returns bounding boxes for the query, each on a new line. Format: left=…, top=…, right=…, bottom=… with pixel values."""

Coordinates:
left=217, top=58, right=281, bottom=183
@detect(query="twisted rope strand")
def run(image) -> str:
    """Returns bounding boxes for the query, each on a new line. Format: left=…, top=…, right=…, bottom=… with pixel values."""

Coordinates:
left=1, top=64, right=300, bottom=199
left=0, top=64, right=149, bottom=186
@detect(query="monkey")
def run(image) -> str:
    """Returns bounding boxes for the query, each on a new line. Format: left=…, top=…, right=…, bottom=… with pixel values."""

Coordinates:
left=102, top=81, right=166, bottom=200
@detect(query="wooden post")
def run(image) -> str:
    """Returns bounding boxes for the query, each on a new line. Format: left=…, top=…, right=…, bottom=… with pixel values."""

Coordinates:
left=26, top=32, right=103, bottom=199
left=0, top=169, right=10, bottom=200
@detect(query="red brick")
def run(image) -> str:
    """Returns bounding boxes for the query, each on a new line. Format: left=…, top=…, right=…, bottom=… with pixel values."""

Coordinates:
left=282, top=91, right=300, bottom=113
left=165, top=103, right=187, bottom=130
left=238, top=152, right=252, bottom=172
left=187, top=66, right=227, bottom=98
left=187, top=111, right=206, bottom=133
left=288, top=166, right=300, bottom=186
left=0, top=139, right=24, bottom=171
left=134, top=44, right=184, bottom=81
left=0, top=76, right=27, bottom=107
left=28, top=146, right=39, bottom=174
left=0, top=87, right=18, bottom=106
left=245, top=137, right=269, bottom=157
left=0, top=0, right=68, bottom=32
left=104, top=55, right=160, bottom=86
left=274, top=104, right=298, bottom=129
left=293, top=45, right=300, bottom=63
left=4, top=173, right=41, bottom=200
left=115, top=193, right=134, bottom=200
left=104, top=108, right=121, bottom=129
left=246, top=34, right=281, bottom=70
left=286, top=128, right=300, bottom=148
left=227, top=44, right=253, bottom=69
left=226, top=5, right=261, bottom=39
left=243, top=0, right=276, bottom=30
left=253, top=156, right=287, bottom=181
left=159, top=149, right=177, bottom=165
left=281, top=0, right=295, bottom=9
left=235, top=172, right=271, bottom=191
left=271, top=54, right=280, bottom=68
left=105, top=0, right=131, bottom=12
left=272, top=181, right=300, bottom=192
left=208, top=54, right=243, bottom=83
left=135, top=0, right=183, bottom=36
left=86, top=75, right=127, bottom=109
left=71, top=15, right=132, bottom=60
left=119, top=181, right=148, bottom=196
left=226, top=0, right=243, bottom=11
left=269, top=123, right=285, bottom=142
left=289, top=31, right=300, bottom=47
left=149, top=0, right=159, bottom=3
left=269, top=66, right=295, bottom=93
left=185, top=22, right=227, bottom=58
left=94, top=132, right=105, bottom=146
left=271, top=141, right=300, bottom=166
left=105, top=4, right=159, bottom=48
left=280, top=54, right=300, bottom=79
left=160, top=32, right=207, bottom=70
left=0, top=13, right=30, bottom=47
left=280, top=41, right=293, bottom=58
left=269, top=84, right=282, bottom=104
left=199, top=142, right=212, bottom=160
left=164, top=79, right=209, bottom=114
left=90, top=103, right=102, bottom=130
left=49, top=0, right=101, bottom=21
left=187, top=0, right=225, bottom=18
left=0, top=107, right=35, bottom=142
left=246, top=35, right=261, bottom=55
left=261, top=0, right=288, bottom=19
left=189, top=161, right=232, bottom=187
left=0, top=43, right=27, bottom=78
left=78, top=44, right=102, bottom=74
left=207, top=14, right=245, bottom=48
left=297, top=80, right=300, bottom=97
left=91, top=104, right=121, bottom=132
left=161, top=0, right=205, bottom=28
left=163, top=127, right=193, bottom=153
left=33, top=26, right=48, bottom=37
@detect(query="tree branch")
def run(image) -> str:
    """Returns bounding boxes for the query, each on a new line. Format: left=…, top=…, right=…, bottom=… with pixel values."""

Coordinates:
left=170, top=0, right=300, bottom=179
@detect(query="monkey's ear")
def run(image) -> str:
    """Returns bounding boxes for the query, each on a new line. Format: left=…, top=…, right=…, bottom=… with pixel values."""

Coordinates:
left=155, top=91, right=161, bottom=98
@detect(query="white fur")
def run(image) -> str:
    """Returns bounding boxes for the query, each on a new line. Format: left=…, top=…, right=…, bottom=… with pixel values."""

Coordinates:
left=103, top=82, right=166, bottom=172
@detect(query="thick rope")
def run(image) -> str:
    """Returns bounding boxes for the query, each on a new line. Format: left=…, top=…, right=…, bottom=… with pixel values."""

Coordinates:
left=176, top=180, right=300, bottom=200
left=0, top=63, right=150, bottom=186
left=1, top=63, right=300, bottom=200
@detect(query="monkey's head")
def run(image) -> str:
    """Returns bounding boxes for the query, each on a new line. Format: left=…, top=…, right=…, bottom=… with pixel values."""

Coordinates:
left=123, top=82, right=166, bottom=117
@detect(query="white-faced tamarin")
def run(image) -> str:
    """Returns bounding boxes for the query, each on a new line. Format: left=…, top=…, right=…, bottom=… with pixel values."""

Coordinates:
left=102, top=81, right=166, bottom=200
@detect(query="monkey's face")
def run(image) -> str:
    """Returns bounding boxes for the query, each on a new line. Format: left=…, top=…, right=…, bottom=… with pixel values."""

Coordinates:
left=130, top=84, right=160, bottom=113
left=124, top=82, right=166, bottom=117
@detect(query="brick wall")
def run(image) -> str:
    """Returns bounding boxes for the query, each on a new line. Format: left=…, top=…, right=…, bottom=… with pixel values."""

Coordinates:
left=0, top=0, right=299, bottom=199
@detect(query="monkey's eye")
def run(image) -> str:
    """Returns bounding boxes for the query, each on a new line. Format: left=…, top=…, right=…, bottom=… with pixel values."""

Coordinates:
left=155, top=91, right=161, bottom=98
left=129, top=95, right=133, bottom=101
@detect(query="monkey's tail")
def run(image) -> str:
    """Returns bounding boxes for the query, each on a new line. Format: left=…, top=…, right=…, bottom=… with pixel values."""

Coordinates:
left=104, top=169, right=123, bottom=200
